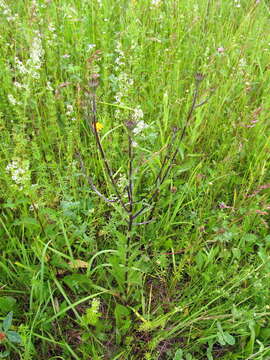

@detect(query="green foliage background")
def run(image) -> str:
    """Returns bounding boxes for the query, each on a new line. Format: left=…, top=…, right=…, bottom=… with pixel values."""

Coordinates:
left=0, top=0, right=270, bottom=359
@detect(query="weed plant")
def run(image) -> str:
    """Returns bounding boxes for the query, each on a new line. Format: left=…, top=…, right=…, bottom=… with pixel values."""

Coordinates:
left=0, top=0, right=270, bottom=359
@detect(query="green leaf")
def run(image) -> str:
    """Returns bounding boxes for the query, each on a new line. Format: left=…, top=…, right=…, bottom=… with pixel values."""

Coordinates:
left=2, top=312, right=13, bottom=332
left=115, top=304, right=131, bottom=330
left=7, top=331, right=22, bottom=344
left=173, top=349, right=184, bottom=360
left=217, top=331, right=226, bottom=346
left=14, top=217, right=39, bottom=227
left=223, top=331, right=235, bottom=345
left=0, top=297, right=17, bottom=313
left=0, top=351, right=10, bottom=358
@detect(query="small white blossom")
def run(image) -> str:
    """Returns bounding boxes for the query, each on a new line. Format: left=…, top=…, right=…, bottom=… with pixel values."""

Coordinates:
left=87, top=44, right=96, bottom=51
left=29, top=203, right=39, bottom=211
left=8, top=94, right=17, bottom=105
left=6, top=159, right=30, bottom=190
left=48, top=23, right=56, bottom=32
left=234, top=0, right=241, bottom=7
left=28, top=34, right=44, bottom=70
left=46, top=81, right=53, bottom=91
left=132, top=106, right=144, bottom=121
left=15, top=57, right=28, bottom=75
left=13, top=81, right=23, bottom=88
left=0, top=0, right=18, bottom=22
left=151, top=0, right=161, bottom=6
left=239, top=58, right=246, bottom=67
left=133, top=121, right=149, bottom=135
left=66, top=104, right=74, bottom=116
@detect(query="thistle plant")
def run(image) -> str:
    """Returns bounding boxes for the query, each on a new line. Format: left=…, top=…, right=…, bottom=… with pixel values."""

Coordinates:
left=78, top=72, right=207, bottom=300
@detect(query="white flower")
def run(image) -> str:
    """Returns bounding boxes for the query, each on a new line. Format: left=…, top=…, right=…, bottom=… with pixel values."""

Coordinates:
left=133, top=120, right=149, bottom=135
left=6, top=159, right=30, bottom=189
left=151, top=0, right=161, bottom=6
left=66, top=104, right=74, bottom=116
left=15, top=57, right=28, bottom=74
left=29, top=203, right=39, bottom=211
left=239, top=58, right=246, bottom=67
left=13, top=81, right=23, bottom=88
left=48, top=23, right=56, bottom=32
left=234, top=0, right=241, bottom=7
left=8, top=94, right=17, bottom=105
left=87, top=44, right=96, bottom=51
left=62, top=54, right=70, bottom=58
left=46, top=81, right=53, bottom=91
left=132, top=106, right=144, bottom=121
left=28, top=34, right=44, bottom=70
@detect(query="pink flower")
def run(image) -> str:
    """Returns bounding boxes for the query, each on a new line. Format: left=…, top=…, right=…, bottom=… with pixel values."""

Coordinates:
left=219, top=202, right=232, bottom=209
left=217, top=47, right=225, bottom=53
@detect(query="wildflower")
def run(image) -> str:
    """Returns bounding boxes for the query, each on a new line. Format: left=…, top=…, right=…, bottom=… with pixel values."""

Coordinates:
left=87, top=44, right=96, bottom=51
left=8, top=94, right=17, bottom=105
left=219, top=202, right=233, bottom=209
left=239, top=58, right=246, bottom=67
left=15, top=57, right=28, bottom=75
left=6, top=158, right=30, bottom=190
left=13, top=81, right=23, bottom=88
left=217, top=47, right=225, bottom=53
left=0, top=332, right=6, bottom=342
left=132, top=106, right=144, bottom=121
left=151, top=0, right=161, bottom=6
left=133, top=120, right=149, bottom=135
left=195, top=73, right=204, bottom=82
left=29, top=203, right=39, bottom=211
left=66, top=104, right=74, bottom=116
left=46, top=81, right=53, bottom=91
left=28, top=34, right=44, bottom=70
left=19, top=32, right=44, bottom=79
left=48, top=23, right=56, bottom=32
left=94, top=122, right=103, bottom=132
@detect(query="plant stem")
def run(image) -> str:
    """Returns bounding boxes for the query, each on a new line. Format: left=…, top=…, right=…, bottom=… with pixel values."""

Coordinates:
left=125, top=134, right=134, bottom=298
left=90, top=93, right=129, bottom=213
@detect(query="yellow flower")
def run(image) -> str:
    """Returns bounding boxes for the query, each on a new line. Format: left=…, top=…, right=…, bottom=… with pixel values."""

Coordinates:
left=94, top=122, right=103, bottom=132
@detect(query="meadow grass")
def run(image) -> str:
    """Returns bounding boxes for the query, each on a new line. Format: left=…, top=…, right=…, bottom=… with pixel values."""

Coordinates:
left=1, top=0, right=270, bottom=359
